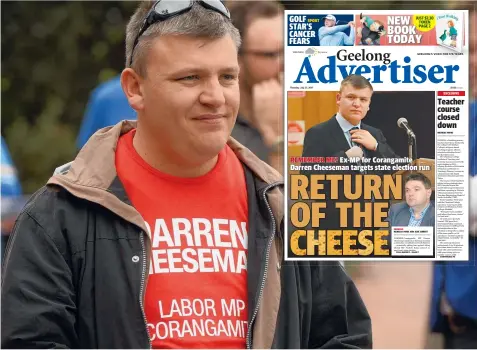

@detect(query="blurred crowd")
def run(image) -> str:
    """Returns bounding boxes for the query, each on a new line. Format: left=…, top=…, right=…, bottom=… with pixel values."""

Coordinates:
left=1, top=1, right=476, bottom=349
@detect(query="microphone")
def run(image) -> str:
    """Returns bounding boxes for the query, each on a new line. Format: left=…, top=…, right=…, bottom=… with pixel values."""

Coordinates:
left=397, top=117, right=416, bottom=138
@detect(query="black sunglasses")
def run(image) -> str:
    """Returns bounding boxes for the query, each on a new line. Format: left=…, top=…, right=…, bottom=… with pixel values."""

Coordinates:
left=129, top=0, right=231, bottom=67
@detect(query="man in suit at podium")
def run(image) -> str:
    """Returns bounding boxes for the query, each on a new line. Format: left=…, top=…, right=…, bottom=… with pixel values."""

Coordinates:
left=387, top=172, right=435, bottom=229
left=297, top=74, right=402, bottom=257
left=302, top=74, right=400, bottom=174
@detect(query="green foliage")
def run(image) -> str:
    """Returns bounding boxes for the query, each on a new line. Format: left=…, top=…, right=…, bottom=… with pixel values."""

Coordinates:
left=4, top=98, right=77, bottom=193
left=1, top=1, right=137, bottom=193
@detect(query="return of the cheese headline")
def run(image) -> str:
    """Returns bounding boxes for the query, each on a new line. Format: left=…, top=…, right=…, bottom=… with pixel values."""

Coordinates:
left=288, top=174, right=403, bottom=257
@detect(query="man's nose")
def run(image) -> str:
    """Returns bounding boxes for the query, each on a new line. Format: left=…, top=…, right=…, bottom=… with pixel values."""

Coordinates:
left=199, top=79, right=226, bottom=107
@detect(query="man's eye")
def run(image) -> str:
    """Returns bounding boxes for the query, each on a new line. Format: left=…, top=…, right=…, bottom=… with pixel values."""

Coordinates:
left=179, top=75, right=199, bottom=81
left=262, top=52, right=279, bottom=58
left=222, top=74, right=237, bottom=80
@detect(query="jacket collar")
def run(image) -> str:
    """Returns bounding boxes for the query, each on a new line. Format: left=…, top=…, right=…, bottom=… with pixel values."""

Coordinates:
left=47, top=120, right=283, bottom=235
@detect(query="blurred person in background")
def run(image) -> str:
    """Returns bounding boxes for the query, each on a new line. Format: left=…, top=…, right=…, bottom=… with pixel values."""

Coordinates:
left=228, top=1, right=285, bottom=173
left=1, top=1, right=372, bottom=348
left=0, top=137, right=23, bottom=260
left=76, top=75, right=136, bottom=149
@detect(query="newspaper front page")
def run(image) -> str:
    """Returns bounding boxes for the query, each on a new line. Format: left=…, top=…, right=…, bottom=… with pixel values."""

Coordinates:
left=284, top=10, right=469, bottom=261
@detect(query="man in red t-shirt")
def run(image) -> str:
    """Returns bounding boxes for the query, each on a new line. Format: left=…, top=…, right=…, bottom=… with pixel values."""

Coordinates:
left=2, top=1, right=371, bottom=349
left=117, top=1, right=247, bottom=347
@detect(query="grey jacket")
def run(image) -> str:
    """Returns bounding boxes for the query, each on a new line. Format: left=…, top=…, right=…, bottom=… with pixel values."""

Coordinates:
left=387, top=201, right=435, bottom=228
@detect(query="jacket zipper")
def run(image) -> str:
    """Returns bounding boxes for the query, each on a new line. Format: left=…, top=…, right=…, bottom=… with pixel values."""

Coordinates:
left=140, top=232, right=152, bottom=349
left=246, top=182, right=282, bottom=349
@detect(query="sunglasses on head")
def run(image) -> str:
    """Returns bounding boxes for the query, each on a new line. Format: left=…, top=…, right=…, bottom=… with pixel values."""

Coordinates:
left=129, top=0, right=231, bottom=67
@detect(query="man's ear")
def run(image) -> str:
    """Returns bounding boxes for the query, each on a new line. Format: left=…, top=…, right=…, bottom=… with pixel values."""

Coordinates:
left=426, top=188, right=432, bottom=200
left=121, top=68, right=144, bottom=111
left=336, top=92, right=341, bottom=106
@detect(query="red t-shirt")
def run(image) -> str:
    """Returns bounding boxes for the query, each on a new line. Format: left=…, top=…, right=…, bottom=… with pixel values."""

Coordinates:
left=116, top=130, right=248, bottom=349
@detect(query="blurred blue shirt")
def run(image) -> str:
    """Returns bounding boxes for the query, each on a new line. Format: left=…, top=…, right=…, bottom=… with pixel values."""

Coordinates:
left=1, top=137, right=22, bottom=197
left=77, top=76, right=136, bottom=149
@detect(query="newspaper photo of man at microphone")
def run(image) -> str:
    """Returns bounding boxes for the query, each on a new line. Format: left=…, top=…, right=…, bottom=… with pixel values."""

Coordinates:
left=290, top=78, right=437, bottom=259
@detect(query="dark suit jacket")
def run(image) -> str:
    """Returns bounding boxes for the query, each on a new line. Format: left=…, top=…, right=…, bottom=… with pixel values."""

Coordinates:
left=387, top=201, right=435, bottom=228
left=302, top=115, right=400, bottom=175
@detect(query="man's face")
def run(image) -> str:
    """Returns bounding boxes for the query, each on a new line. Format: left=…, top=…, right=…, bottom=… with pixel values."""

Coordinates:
left=137, top=35, right=239, bottom=162
left=324, top=19, right=336, bottom=27
left=405, top=180, right=431, bottom=209
left=336, top=84, right=372, bottom=125
left=240, top=14, right=283, bottom=87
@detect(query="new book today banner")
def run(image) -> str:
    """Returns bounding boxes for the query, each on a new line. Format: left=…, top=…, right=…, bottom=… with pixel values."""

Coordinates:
left=284, top=10, right=470, bottom=261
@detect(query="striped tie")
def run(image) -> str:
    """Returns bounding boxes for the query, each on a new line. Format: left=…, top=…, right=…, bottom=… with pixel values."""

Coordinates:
left=350, top=126, right=367, bottom=174
left=350, top=126, right=363, bottom=151
left=350, top=127, right=375, bottom=201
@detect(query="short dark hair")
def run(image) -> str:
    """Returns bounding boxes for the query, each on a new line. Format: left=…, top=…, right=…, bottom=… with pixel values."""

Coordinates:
left=340, top=74, right=374, bottom=93
left=405, top=172, right=432, bottom=189
left=228, top=1, right=283, bottom=49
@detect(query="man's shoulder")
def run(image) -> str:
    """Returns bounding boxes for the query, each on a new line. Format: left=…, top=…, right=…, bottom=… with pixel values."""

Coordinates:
left=361, top=122, right=383, bottom=134
left=20, top=186, right=77, bottom=225
left=9, top=185, right=97, bottom=268
left=427, top=201, right=436, bottom=212
left=307, top=117, right=336, bottom=134
left=20, top=181, right=103, bottom=239
left=389, top=201, right=409, bottom=214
